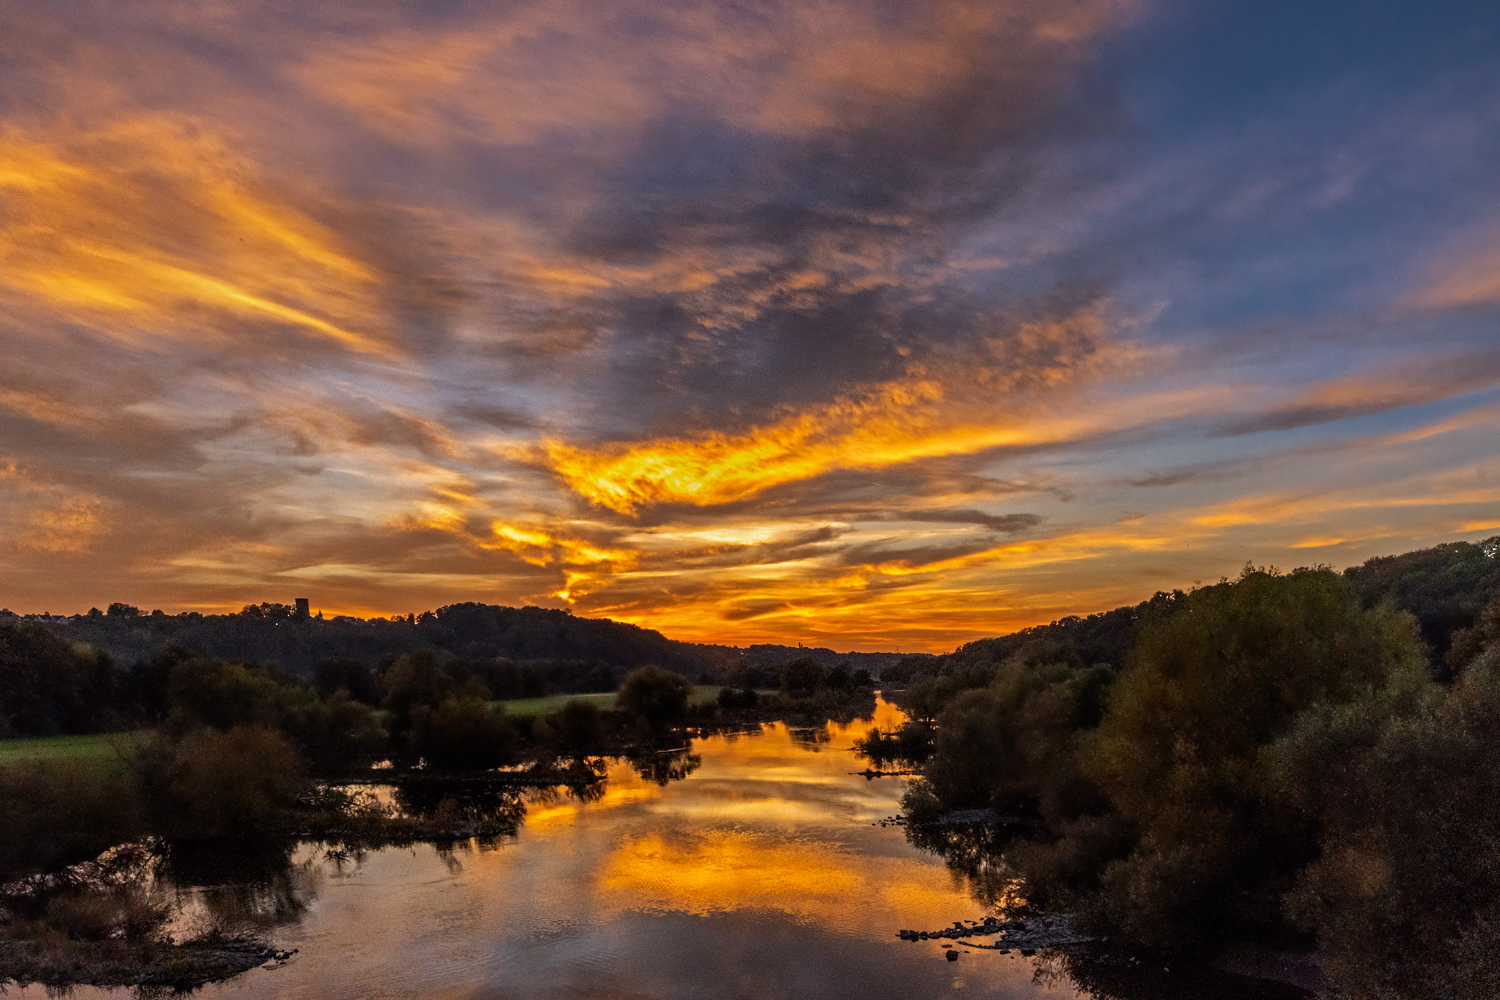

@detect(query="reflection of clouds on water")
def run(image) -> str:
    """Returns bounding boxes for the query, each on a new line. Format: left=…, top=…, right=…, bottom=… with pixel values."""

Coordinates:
left=599, top=827, right=983, bottom=924
left=521, top=773, right=665, bottom=830
left=586, top=698, right=988, bottom=924
left=601, top=828, right=860, bottom=916
left=143, top=696, right=1089, bottom=999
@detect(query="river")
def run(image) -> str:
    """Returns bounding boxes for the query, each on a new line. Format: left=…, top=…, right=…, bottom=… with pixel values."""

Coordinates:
left=18, top=697, right=1307, bottom=999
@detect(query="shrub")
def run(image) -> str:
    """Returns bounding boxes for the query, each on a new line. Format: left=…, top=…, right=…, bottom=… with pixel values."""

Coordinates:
left=0, top=759, right=143, bottom=880
left=408, top=698, right=517, bottom=770
left=137, top=726, right=306, bottom=841
left=552, top=698, right=605, bottom=756
left=618, top=666, right=692, bottom=728
left=42, top=885, right=170, bottom=942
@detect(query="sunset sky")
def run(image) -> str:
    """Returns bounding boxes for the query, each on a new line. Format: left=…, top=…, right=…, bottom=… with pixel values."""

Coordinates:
left=3, top=0, right=1499, bottom=650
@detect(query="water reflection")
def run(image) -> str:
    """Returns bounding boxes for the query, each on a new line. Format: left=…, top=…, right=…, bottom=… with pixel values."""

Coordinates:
left=388, top=779, right=532, bottom=845
left=628, top=746, right=703, bottom=785
left=902, top=821, right=1026, bottom=911
left=169, top=848, right=320, bottom=943
left=26, top=700, right=1094, bottom=999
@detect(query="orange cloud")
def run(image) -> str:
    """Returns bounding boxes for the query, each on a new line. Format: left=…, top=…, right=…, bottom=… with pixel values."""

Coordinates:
left=292, top=0, right=1124, bottom=147
left=0, top=388, right=97, bottom=429
left=543, top=377, right=1067, bottom=513
left=540, top=351, right=1217, bottom=515
left=1414, top=242, right=1500, bottom=308
left=0, top=119, right=388, bottom=355
left=483, top=523, right=638, bottom=600
left=0, top=460, right=107, bottom=553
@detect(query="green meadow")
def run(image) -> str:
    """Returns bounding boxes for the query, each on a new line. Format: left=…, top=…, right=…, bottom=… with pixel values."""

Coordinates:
left=496, top=686, right=728, bottom=717
left=0, top=732, right=143, bottom=773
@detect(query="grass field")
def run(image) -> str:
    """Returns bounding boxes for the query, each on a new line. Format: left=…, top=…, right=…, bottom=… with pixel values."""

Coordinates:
left=0, top=732, right=144, bottom=773
left=497, top=686, right=727, bottom=717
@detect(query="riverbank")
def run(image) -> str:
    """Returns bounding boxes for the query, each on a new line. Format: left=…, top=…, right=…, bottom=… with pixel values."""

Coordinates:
left=0, top=934, right=294, bottom=990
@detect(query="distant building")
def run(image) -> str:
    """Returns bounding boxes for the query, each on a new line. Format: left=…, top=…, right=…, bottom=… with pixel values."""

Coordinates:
left=295, top=597, right=310, bottom=619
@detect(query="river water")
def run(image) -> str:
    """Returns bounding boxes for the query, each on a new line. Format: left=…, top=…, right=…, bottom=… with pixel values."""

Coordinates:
left=20, top=697, right=1304, bottom=999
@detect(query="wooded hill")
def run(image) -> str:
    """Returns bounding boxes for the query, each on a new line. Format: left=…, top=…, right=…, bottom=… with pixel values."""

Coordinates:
left=5, top=601, right=902, bottom=682
left=881, top=534, right=1500, bottom=686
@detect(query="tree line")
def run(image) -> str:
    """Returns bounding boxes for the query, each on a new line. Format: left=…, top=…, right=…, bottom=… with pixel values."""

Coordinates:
left=3, top=600, right=902, bottom=680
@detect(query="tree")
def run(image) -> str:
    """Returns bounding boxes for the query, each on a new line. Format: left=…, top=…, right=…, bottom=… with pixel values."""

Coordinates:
left=1446, top=588, right=1500, bottom=674
left=408, top=698, right=517, bottom=770
left=0, top=621, right=121, bottom=736
left=137, top=726, right=306, bottom=841
left=313, top=656, right=380, bottom=704
left=1085, top=567, right=1431, bottom=948
left=779, top=655, right=827, bottom=695
left=618, top=666, right=692, bottom=728
left=380, top=649, right=460, bottom=736
left=1278, top=645, right=1500, bottom=999
left=556, top=698, right=605, bottom=754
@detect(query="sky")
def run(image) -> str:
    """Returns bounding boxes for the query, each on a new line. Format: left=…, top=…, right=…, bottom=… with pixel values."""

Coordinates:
left=2, top=0, right=1499, bottom=650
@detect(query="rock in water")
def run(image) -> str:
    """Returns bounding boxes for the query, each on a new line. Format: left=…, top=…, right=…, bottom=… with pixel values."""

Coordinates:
left=946, top=950, right=959, bottom=962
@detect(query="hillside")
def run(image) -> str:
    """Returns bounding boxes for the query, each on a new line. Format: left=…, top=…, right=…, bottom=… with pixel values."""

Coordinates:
left=886, top=534, right=1500, bottom=684
left=4, top=601, right=903, bottom=680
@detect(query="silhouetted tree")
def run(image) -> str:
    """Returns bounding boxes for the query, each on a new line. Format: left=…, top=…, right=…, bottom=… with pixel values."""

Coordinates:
left=618, top=666, right=692, bottom=729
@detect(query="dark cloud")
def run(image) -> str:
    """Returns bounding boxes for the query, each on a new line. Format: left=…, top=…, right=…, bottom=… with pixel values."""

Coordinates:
left=638, top=526, right=846, bottom=572
left=877, top=509, right=1043, bottom=533
left=1215, top=351, right=1500, bottom=437
left=837, top=538, right=1001, bottom=568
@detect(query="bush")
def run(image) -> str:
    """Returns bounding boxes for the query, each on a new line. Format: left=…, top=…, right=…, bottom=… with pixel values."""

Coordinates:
left=0, top=759, right=143, bottom=880
left=42, top=885, right=170, bottom=942
left=408, top=698, right=517, bottom=770
left=551, top=699, right=605, bottom=756
left=618, top=666, right=692, bottom=728
left=137, top=726, right=306, bottom=841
